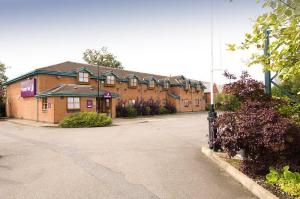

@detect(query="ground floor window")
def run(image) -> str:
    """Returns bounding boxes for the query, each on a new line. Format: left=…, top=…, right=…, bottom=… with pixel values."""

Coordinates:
left=42, top=97, right=48, bottom=110
left=183, top=99, right=189, bottom=107
left=128, top=99, right=136, bottom=106
left=195, top=99, right=200, bottom=106
left=67, top=97, right=80, bottom=110
left=162, top=99, right=167, bottom=106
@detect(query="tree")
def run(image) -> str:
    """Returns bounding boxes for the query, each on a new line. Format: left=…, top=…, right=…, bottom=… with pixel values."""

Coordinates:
left=83, top=47, right=123, bottom=69
left=228, top=0, right=300, bottom=80
left=0, top=62, right=8, bottom=117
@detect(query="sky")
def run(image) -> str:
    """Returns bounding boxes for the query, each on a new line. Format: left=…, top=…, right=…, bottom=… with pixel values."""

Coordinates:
left=0, top=0, right=267, bottom=84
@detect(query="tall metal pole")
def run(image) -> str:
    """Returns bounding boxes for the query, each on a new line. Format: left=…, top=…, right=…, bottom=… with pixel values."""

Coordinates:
left=207, top=0, right=218, bottom=151
left=264, top=30, right=271, bottom=95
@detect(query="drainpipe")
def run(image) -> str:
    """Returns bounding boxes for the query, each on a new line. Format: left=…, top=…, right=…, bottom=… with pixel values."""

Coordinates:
left=191, top=86, right=193, bottom=112
left=36, top=97, right=39, bottom=122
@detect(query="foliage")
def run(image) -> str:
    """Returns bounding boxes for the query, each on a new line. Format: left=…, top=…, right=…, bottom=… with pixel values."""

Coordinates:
left=223, top=71, right=269, bottom=102
left=0, top=62, right=7, bottom=117
left=216, top=72, right=300, bottom=176
left=59, top=112, right=112, bottom=128
left=83, top=47, right=123, bottom=69
left=116, top=99, right=176, bottom=117
left=273, top=96, right=300, bottom=125
left=215, top=93, right=241, bottom=111
left=126, top=106, right=138, bottom=118
left=266, top=166, right=300, bottom=198
left=215, top=100, right=300, bottom=175
left=272, top=74, right=300, bottom=100
left=228, top=0, right=300, bottom=80
left=159, top=107, right=169, bottom=114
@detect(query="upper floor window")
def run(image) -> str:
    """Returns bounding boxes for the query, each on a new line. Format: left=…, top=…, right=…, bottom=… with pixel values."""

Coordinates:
left=164, top=82, right=170, bottom=90
left=106, top=75, right=115, bottom=85
left=185, top=82, right=190, bottom=90
left=196, top=84, right=202, bottom=91
left=129, top=78, right=138, bottom=87
left=78, top=72, right=89, bottom=83
left=149, top=80, right=155, bottom=88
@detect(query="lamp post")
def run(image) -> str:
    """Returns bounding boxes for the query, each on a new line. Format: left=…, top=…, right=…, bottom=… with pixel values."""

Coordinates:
left=264, top=29, right=272, bottom=95
left=207, top=0, right=219, bottom=151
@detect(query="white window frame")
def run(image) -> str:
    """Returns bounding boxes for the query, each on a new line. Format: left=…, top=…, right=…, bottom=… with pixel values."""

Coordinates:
left=164, top=82, right=169, bottom=89
left=183, top=99, right=189, bottom=107
left=149, top=80, right=155, bottom=88
left=42, top=97, right=48, bottom=110
left=78, top=72, right=89, bottom=83
left=106, top=75, right=115, bottom=85
left=130, top=78, right=138, bottom=87
left=128, top=99, right=136, bottom=106
left=196, top=84, right=201, bottom=91
left=67, top=97, right=80, bottom=110
left=185, top=82, right=190, bottom=90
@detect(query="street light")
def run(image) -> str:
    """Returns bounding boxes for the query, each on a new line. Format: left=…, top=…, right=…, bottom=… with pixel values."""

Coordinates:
left=207, top=0, right=219, bottom=151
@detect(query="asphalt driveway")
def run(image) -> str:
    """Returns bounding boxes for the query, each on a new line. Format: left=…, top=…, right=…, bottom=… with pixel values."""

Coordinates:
left=0, top=112, right=255, bottom=199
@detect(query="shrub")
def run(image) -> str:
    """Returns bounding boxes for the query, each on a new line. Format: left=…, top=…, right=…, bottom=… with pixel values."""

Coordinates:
left=116, top=99, right=176, bottom=117
left=126, top=106, right=138, bottom=117
left=59, top=112, right=112, bottom=128
left=266, top=166, right=300, bottom=198
left=159, top=107, right=169, bottom=114
left=164, top=101, right=177, bottom=113
left=274, top=97, right=300, bottom=126
left=144, top=106, right=151, bottom=116
left=215, top=93, right=241, bottom=111
left=215, top=71, right=300, bottom=176
left=223, top=71, right=269, bottom=102
left=215, top=100, right=300, bottom=175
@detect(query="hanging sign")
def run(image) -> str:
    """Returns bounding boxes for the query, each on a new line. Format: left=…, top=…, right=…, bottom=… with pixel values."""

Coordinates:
left=87, top=100, right=93, bottom=108
left=103, top=91, right=112, bottom=98
left=21, top=79, right=36, bottom=97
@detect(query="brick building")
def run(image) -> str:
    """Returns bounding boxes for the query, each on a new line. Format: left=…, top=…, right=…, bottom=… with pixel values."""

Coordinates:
left=5, top=61, right=207, bottom=123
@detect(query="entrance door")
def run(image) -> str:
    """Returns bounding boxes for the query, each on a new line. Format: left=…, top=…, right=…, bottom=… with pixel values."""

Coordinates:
left=100, top=98, right=112, bottom=117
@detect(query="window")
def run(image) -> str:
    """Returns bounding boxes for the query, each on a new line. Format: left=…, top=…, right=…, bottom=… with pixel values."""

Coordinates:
left=162, top=99, right=167, bottom=106
left=196, top=84, right=202, bottom=91
left=128, top=99, right=136, bottom=106
left=129, top=78, right=138, bottom=87
left=164, top=82, right=170, bottom=90
left=183, top=99, right=189, bottom=107
left=42, top=97, right=47, bottom=110
left=195, top=99, right=200, bottom=106
left=78, top=72, right=89, bottom=82
left=67, top=97, right=80, bottom=110
left=185, top=82, right=190, bottom=90
left=149, top=80, right=155, bottom=88
left=106, top=75, right=115, bottom=85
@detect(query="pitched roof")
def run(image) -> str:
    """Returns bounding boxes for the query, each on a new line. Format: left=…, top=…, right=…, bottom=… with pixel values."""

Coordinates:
left=5, top=61, right=205, bottom=89
left=37, top=84, right=119, bottom=97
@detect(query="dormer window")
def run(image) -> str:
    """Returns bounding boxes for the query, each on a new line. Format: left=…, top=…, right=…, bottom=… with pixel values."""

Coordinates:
left=149, top=80, right=155, bottom=88
left=78, top=72, right=89, bottom=83
left=185, top=82, right=190, bottom=90
left=129, top=78, right=138, bottom=87
left=196, top=84, right=202, bottom=91
left=164, top=81, right=170, bottom=90
left=106, top=75, right=115, bottom=85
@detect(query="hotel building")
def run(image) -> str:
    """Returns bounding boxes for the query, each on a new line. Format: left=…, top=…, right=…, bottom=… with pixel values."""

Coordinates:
left=5, top=61, right=207, bottom=123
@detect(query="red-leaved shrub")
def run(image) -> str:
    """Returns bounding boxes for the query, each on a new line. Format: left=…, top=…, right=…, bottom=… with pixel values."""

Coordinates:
left=215, top=71, right=300, bottom=176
